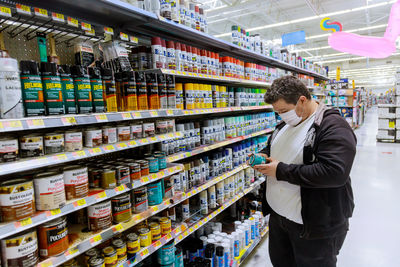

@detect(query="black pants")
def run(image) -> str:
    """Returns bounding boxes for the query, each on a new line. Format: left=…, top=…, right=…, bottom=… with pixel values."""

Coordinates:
left=269, top=212, right=347, bottom=267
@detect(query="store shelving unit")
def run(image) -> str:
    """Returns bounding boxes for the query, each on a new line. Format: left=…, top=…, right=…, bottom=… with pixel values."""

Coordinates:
left=234, top=226, right=269, bottom=266
left=17, top=0, right=328, bottom=81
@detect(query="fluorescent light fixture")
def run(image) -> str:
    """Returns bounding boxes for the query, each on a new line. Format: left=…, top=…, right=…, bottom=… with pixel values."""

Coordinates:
left=206, top=4, right=227, bottom=12
left=305, top=52, right=348, bottom=60
left=214, top=1, right=395, bottom=37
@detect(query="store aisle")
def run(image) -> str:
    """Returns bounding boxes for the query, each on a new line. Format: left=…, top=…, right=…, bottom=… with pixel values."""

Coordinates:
left=242, top=107, right=400, bottom=267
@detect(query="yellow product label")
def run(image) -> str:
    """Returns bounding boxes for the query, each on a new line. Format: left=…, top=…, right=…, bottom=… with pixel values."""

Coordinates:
left=46, top=83, right=62, bottom=89
left=66, top=84, right=74, bottom=90
left=77, top=84, right=91, bottom=90
left=127, top=240, right=140, bottom=253
left=104, top=254, right=117, bottom=264
left=106, top=95, right=118, bottom=112
left=125, top=95, right=138, bottom=111
left=93, top=84, right=103, bottom=90
left=24, top=82, right=43, bottom=89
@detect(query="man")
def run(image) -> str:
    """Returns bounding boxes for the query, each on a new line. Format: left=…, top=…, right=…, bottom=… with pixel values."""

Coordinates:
left=254, top=75, right=356, bottom=267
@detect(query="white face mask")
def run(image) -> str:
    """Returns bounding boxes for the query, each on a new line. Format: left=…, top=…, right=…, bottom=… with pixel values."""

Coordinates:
left=280, top=103, right=303, bottom=126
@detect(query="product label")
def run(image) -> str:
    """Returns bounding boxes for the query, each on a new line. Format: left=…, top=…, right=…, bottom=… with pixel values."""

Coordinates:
left=21, top=75, right=44, bottom=116
left=123, top=81, right=137, bottom=111
left=0, top=69, right=24, bottom=119
left=3, top=231, right=38, bottom=266
left=42, top=76, right=64, bottom=115
left=74, top=77, right=93, bottom=113
left=61, top=77, right=77, bottom=114
left=34, top=174, right=66, bottom=210
left=90, top=78, right=105, bottom=112
left=64, top=167, right=89, bottom=199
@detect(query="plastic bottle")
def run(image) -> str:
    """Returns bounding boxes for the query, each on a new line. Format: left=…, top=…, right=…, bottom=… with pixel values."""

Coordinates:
left=20, top=60, right=45, bottom=116
left=89, top=67, right=105, bottom=113
left=41, top=62, right=64, bottom=115
left=171, top=0, right=179, bottom=22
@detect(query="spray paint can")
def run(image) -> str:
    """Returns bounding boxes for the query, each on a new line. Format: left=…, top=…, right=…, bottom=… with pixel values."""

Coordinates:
left=216, top=181, right=224, bottom=205
left=71, top=65, right=92, bottom=113
left=41, top=62, right=64, bottom=115
left=136, top=71, right=148, bottom=110
left=208, top=185, right=216, bottom=209
left=20, top=60, right=45, bottom=116
left=59, top=65, right=77, bottom=114
left=122, top=71, right=138, bottom=111
left=200, top=190, right=208, bottom=215
left=101, top=68, right=117, bottom=112
left=146, top=72, right=159, bottom=110
left=157, top=73, right=168, bottom=109
left=89, top=67, right=105, bottom=113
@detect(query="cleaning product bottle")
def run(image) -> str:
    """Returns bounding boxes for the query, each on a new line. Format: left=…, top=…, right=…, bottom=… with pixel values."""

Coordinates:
left=71, top=65, right=92, bottom=114
left=41, top=62, right=64, bottom=115
left=20, top=60, right=45, bottom=116
left=89, top=67, right=105, bottom=113
left=59, top=65, right=77, bottom=114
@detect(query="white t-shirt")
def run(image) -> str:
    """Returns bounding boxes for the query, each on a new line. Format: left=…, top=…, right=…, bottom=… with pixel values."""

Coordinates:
left=266, top=112, right=316, bottom=224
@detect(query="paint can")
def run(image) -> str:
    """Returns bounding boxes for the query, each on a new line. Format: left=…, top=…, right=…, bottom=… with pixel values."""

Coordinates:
left=138, top=227, right=152, bottom=247
left=0, top=137, right=18, bottom=162
left=137, top=160, right=149, bottom=176
left=0, top=58, right=24, bottom=119
left=88, top=168, right=102, bottom=188
left=44, top=132, right=65, bottom=154
left=175, top=246, right=183, bottom=267
left=88, top=200, right=112, bottom=231
left=248, top=154, right=266, bottom=167
left=63, top=165, right=89, bottom=200
left=41, top=62, right=64, bottom=115
left=115, top=165, right=130, bottom=185
left=84, top=248, right=99, bottom=264
left=143, top=122, right=155, bottom=137
left=126, top=233, right=140, bottom=257
left=117, top=124, right=131, bottom=142
left=132, top=187, right=148, bottom=213
left=37, top=216, right=68, bottom=257
left=102, top=246, right=117, bottom=267
left=102, top=126, right=117, bottom=144
left=154, top=152, right=167, bottom=169
left=159, top=217, right=171, bottom=235
left=88, top=257, right=104, bottom=267
left=33, top=172, right=66, bottom=211
left=111, top=193, right=132, bottom=223
left=146, top=157, right=159, bottom=173
left=1, top=229, right=38, bottom=267
left=0, top=179, right=35, bottom=222
left=130, top=123, right=143, bottom=139
left=128, top=163, right=141, bottom=181
left=101, top=169, right=117, bottom=189
left=20, top=60, right=45, bottom=116
left=112, top=239, right=127, bottom=263
left=19, top=134, right=44, bottom=158
left=149, top=222, right=161, bottom=241
left=85, top=128, right=102, bottom=147
left=147, top=181, right=163, bottom=206
left=157, top=240, right=175, bottom=265
left=164, top=176, right=174, bottom=199
left=65, top=130, right=83, bottom=152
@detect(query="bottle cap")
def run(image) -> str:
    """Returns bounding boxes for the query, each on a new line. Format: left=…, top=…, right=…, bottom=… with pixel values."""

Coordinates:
left=20, top=60, right=40, bottom=75
left=175, top=42, right=181, bottom=51
left=101, top=68, right=113, bottom=78
left=58, top=64, right=71, bottom=76
left=161, top=39, right=166, bottom=48
left=167, top=40, right=175, bottom=49
left=88, top=67, right=101, bottom=79
left=70, top=65, right=87, bottom=77
left=216, top=246, right=224, bottom=256
left=40, top=62, right=58, bottom=76
left=151, top=36, right=162, bottom=46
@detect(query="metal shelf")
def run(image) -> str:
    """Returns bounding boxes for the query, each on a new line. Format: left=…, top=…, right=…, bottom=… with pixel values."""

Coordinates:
left=235, top=226, right=269, bottom=266
left=0, top=106, right=272, bottom=133
left=16, top=0, right=328, bottom=81
left=0, top=132, right=182, bottom=176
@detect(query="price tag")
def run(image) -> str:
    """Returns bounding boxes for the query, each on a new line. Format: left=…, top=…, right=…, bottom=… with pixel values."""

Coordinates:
left=16, top=4, right=31, bottom=15
left=186, top=192, right=192, bottom=197
left=139, top=138, right=149, bottom=144
left=113, top=224, right=124, bottom=232
left=122, top=113, right=132, bottom=119
left=34, top=7, right=48, bottom=17
left=116, top=143, right=128, bottom=149
left=115, top=185, right=125, bottom=192
left=38, top=261, right=53, bottom=267
left=154, top=240, right=162, bottom=247
left=160, top=170, right=166, bottom=176
left=72, top=150, right=86, bottom=158
left=66, top=247, right=78, bottom=257
left=183, top=231, right=189, bottom=237
left=133, top=112, right=142, bottom=118
left=389, top=121, right=395, bottom=129
left=81, top=22, right=91, bottom=31
left=104, top=145, right=115, bottom=152
left=129, top=140, right=137, bottom=146
left=159, top=134, right=166, bottom=139
left=73, top=198, right=86, bottom=208
left=141, top=176, right=150, bottom=183
left=54, top=154, right=67, bottom=161
left=67, top=16, right=78, bottom=27
left=19, top=217, right=32, bottom=227
left=192, top=189, right=197, bottom=194
left=85, top=28, right=95, bottom=36
left=4, top=120, right=23, bottom=130
left=150, top=173, right=158, bottom=179
left=130, top=36, right=138, bottom=44
left=208, top=215, right=212, bottom=220
left=177, top=235, right=183, bottom=241
left=27, top=119, right=44, bottom=128
left=96, top=191, right=107, bottom=199
left=152, top=206, right=159, bottom=212
left=120, top=32, right=129, bottom=41
left=194, top=224, right=199, bottom=230
left=166, top=110, right=174, bottom=116
left=104, top=27, right=114, bottom=35
left=61, top=116, right=76, bottom=125
left=51, top=12, right=65, bottom=22
left=166, top=233, right=172, bottom=239
left=150, top=111, right=158, bottom=117
left=49, top=208, right=61, bottom=216
left=150, top=137, right=158, bottom=142
left=0, top=6, right=10, bottom=18
left=180, top=225, right=186, bottom=231
left=95, top=114, right=107, bottom=122
left=140, top=248, right=149, bottom=257
left=89, top=148, right=102, bottom=155
left=167, top=133, right=174, bottom=138
left=90, top=234, right=102, bottom=244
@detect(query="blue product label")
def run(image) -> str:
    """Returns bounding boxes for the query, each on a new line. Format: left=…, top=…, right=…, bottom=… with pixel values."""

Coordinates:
left=217, top=256, right=224, bottom=267
left=158, top=244, right=175, bottom=265
left=234, top=240, right=240, bottom=257
left=251, top=224, right=255, bottom=240
left=255, top=222, right=259, bottom=237
left=245, top=230, right=249, bottom=246
left=224, top=252, right=229, bottom=267
left=189, top=251, right=198, bottom=262
left=198, top=248, right=204, bottom=258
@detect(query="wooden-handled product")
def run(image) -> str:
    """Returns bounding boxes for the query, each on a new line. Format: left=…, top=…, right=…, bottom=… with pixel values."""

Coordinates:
left=48, top=33, right=59, bottom=64
left=0, top=32, right=9, bottom=58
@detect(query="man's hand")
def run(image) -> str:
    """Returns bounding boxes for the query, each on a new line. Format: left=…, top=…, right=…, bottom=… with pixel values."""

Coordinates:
left=253, top=157, right=280, bottom=178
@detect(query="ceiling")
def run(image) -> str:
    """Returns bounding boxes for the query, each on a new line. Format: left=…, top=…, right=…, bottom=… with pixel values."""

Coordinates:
left=199, top=0, right=399, bottom=90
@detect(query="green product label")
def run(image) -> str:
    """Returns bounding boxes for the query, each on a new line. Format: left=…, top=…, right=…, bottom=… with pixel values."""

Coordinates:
left=42, top=75, right=65, bottom=115
left=74, top=77, right=93, bottom=113
left=61, top=76, right=77, bottom=114
left=90, top=78, right=105, bottom=113
left=21, top=74, right=45, bottom=116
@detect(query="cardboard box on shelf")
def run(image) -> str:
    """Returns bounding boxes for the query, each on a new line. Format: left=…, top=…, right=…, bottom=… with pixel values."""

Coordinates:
left=377, top=129, right=396, bottom=140
left=378, top=118, right=396, bottom=130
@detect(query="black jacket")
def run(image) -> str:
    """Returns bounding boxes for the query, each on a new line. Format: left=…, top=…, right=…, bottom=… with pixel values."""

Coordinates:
left=260, top=103, right=356, bottom=239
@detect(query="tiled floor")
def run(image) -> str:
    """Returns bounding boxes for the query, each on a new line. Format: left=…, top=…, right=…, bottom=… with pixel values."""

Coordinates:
left=242, top=107, right=400, bottom=267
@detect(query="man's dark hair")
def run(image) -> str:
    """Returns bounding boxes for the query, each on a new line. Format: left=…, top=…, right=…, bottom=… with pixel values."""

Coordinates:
left=264, top=75, right=311, bottom=104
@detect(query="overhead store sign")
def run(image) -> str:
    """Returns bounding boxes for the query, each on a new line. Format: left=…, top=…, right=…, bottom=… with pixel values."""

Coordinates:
left=281, top=31, right=306, bottom=47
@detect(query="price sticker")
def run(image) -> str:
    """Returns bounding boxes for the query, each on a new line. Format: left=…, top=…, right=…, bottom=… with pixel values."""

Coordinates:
left=46, top=208, right=61, bottom=217
left=186, top=192, right=192, bottom=197
left=27, top=119, right=44, bottom=128
left=20, top=217, right=32, bottom=227
left=16, top=4, right=31, bottom=15
left=130, top=36, right=138, bottom=44
left=116, top=143, right=128, bottom=149
left=177, top=235, right=183, bottom=241
left=183, top=231, right=189, bottom=237
left=166, top=233, right=172, bottom=240
left=133, top=112, right=142, bottom=118
left=141, top=176, right=150, bottom=183
left=38, top=261, right=53, bottom=267
left=167, top=133, right=174, bottom=138
left=140, top=138, right=149, bottom=144
left=67, top=16, right=78, bottom=27
left=194, top=224, right=199, bottom=230
left=72, top=150, right=86, bottom=158
left=95, top=114, right=107, bottom=122
left=113, top=224, right=124, bottom=232
left=104, top=27, right=114, bottom=35
left=66, top=247, right=78, bottom=257
left=55, top=154, right=67, bottom=161
left=104, top=145, right=115, bottom=151
left=150, top=137, right=157, bottom=142
left=34, top=7, right=48, bottom=17
left=81, top=22, right=91, bottom=31
left=192, top=189, right=197, bottom=194
left=154, top=240, right=162, bottom=247
left=5, top=120, right=23, bottom=130
left=389, top=121, right=395, bottom=129
left=129, top=140, right=137, bottom=146
left=122, top=112, right=132, bottom=119
left=89, top=148, right=101, bottom=155
left=208, top=215, right=212, bottom=220
left=150, top=111, right=158, bottom=117
left=166, top=110, right=174, bottom=115
left=120, top=32, right=129, bottom=41
left=181, top=225, right=186, bottom=231
left=159, top=134, right=166, bottom=139
left=96, top=191, right=107, bottom=199
left=51, top=12, right=65, bottom=22
left=160, top=171, right=166, bottom=176
left=90, top=234, right=102, bottom=244
left=73, top=198, right=86, bottom=208
left=61, top=116, right=76, bottom=125
left=152, top=206, right=159, bottom=212
left=115, top=185, right=125, bottom=192
left=150, top=173, right=158, bottom=179
left=140, top=248, right=149, bottom=257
